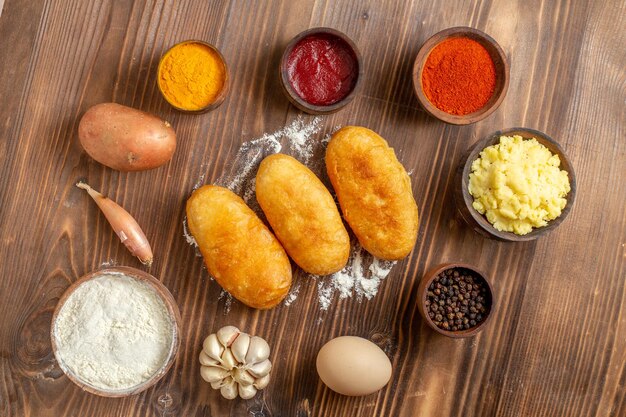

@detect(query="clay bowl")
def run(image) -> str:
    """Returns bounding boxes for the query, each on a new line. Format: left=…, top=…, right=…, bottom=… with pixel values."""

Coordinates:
left=417, top=263, right=494, bottom=338
left=454, top=127, right=577, bottom=242
left=157, top=40, right=230, bottom=113
left=51, top=266, right=182, bottom=397
left=279, top=27, right=363, bottom=115
left=412, top=27, right=509, bottom=125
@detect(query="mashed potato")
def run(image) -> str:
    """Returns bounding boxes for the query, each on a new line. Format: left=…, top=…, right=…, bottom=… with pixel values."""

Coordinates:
left=468, top=135, right=571, bottom=235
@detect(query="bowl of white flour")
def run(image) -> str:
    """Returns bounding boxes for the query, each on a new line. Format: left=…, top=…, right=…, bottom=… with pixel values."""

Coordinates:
left=51, top=267, right=181, bottom=396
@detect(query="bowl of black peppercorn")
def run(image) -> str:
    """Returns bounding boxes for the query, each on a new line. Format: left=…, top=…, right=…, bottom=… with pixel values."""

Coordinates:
left=417, top=263, right=494, bottom=338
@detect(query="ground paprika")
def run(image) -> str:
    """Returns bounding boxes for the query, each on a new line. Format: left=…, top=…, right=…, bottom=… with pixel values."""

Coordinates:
left=422, top=37, right=496, bottom=115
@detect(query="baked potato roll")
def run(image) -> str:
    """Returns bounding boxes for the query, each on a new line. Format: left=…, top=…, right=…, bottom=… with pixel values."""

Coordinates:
left=325, top=126, right=418, bottom=260
left=186, top=185, right=292, bottom=309
left=256, top=154, right=350, bottom=275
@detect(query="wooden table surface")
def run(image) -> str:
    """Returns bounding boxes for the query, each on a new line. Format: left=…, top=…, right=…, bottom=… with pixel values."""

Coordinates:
left=1, top=0, right=624, bottom=416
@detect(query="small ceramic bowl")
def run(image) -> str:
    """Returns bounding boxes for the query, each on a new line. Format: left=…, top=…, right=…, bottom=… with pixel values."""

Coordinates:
left=157, top=40, right=230, bottom=113
left=412, top=27, right=509, bottom=125
left=417, top=263, right=494, bottom=338
left=454, top=127, right=577, bottom=242
left=51, top=266, right=182, bottom=397
left=279, top=27, right=363, bottom=115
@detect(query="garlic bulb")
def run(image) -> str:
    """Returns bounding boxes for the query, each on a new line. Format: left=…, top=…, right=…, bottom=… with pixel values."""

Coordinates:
left=199, top=326, right=272, bottom=399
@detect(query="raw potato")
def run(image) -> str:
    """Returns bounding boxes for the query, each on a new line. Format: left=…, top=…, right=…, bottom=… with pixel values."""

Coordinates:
left=256, top=154, right=350, bottom=275
left=186, top=185, right=292, bottom=309
left=78, top=102, right=176, bottom=171
left=325, top=126, right=418, bottom=260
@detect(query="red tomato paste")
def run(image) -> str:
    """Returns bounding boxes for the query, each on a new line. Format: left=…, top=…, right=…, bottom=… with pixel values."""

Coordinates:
left=286, top=34, right=358, bottom=106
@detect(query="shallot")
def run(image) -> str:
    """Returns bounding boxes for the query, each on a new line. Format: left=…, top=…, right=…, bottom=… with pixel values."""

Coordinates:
left=76, top=182, right=153, bottom=266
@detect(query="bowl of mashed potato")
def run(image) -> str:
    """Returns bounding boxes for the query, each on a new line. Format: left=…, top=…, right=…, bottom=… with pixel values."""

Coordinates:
left=455, top=128, right=576, bottom=241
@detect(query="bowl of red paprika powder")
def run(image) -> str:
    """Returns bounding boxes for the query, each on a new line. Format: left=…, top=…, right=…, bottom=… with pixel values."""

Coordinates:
left=413, top=27, right=509, bottom=125
left=280, top=27, right=363, bottom=114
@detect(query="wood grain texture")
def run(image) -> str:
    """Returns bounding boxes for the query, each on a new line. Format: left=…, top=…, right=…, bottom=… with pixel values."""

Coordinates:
left=0, top=0, right=624, bottom=416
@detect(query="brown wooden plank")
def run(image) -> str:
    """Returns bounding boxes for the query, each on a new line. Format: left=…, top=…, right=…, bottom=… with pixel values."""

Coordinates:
left=0, top=0, right=624, bottom=416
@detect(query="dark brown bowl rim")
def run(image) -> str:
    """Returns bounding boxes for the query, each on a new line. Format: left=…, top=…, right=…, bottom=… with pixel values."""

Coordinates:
left=417, top=263, right=494, bottom=338
left=157, top=40, right=230, bottom=113
left=50, top=266, right=182, bottom=397
left=412, top=26, right=510, bottom=125
left=456, top=127, right=577, bottom=242
left=279, top=27, right=364, bottom=115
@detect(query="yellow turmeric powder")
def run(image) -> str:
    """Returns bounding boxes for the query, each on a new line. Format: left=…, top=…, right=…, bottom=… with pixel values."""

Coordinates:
left=158, top=41, right=227, bottom=111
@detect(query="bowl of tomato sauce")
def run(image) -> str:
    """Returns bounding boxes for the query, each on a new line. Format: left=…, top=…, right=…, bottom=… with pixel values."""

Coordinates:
left=280, top=27, right=363, bottom=114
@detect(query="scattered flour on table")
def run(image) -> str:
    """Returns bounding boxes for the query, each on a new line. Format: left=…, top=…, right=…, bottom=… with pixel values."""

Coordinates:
left=284, top=281, right=301, bottom=306
left=315, top=243, right=396, bottom=311
left=184, top=163, right=208, bottom=256
left=193, top=167, right=207, bottom=190
left=53, top=273, right=174, bottom=391
left=183, top=116, right=397, bottom=314
left=182, top=217, right=201, bottom=257
left=99, top=259, right=117, bottom=268
left=217, top=289, right=233, bottom=314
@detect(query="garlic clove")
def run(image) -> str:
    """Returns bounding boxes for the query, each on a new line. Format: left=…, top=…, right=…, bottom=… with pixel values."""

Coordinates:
left=200, top=365, right=229, bottom=383
left=203, top=334, right=224, bottom=361
left=217, top=326, right=240, bottom=347
left=238, top=383, right=258, bottom=400
left=253, top=374, right=271, bottom=390
left=199, top=350, right=222, bottom=367
left=231, top=332, right=251, bottom=364
left=220, top=346, right=237, bottom=370
left=245, top=336, right=270, bottom=365
left=233, top=367, right=256, bottom=386
left=200, top=329, right=272, bottom=400
left=220, top=377, right=238, bottom=400
left=247, top=359, right=272, bottom=378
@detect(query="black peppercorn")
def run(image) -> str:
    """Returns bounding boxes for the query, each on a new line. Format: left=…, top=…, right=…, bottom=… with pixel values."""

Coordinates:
left=424, top=267, right=491, bottom=332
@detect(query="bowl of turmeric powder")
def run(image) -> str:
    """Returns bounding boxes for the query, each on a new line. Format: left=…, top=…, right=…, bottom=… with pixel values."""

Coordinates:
left=157, top=40, right=229, bottom=113
left=412, top=27, right=509, bottom=125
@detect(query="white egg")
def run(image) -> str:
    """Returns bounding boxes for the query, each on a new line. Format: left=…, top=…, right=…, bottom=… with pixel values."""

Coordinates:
left=316, top=336, right=392, bottom=396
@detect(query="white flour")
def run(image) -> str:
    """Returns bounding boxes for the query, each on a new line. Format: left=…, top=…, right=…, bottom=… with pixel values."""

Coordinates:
left=186, top=117, right=397, bottom=313
left=217, top=289, right=233, bottom=314
left=284, top=281, right=301, bottom=306
left=316, top=243, right=396, bottom=311
left=182, top=216, right=201, bottom=257
left=53, top=273, right=174, bottom=391
left=98, top=259, right=117, bottom=268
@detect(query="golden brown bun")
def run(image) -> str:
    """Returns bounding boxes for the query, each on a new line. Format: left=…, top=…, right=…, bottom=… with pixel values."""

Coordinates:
left=325, top=126, right=419, bottom=260
left=256, top=154, right=350, bottom=275
left=186, top=185, right=292, bottom=309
